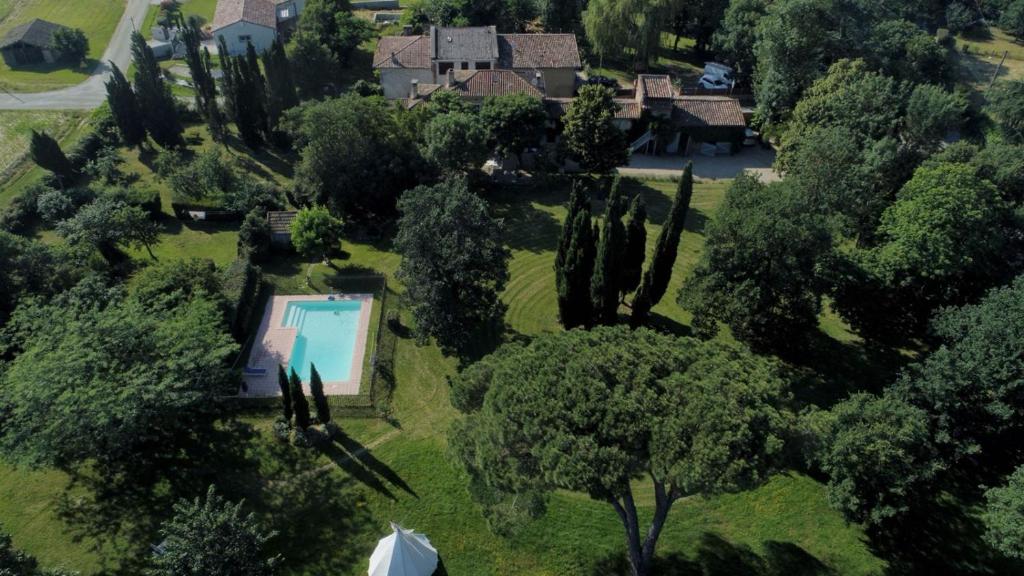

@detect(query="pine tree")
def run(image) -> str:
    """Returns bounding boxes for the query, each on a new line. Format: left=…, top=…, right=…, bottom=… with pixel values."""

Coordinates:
left=309, top=363, right=331, bottom=424
left=261, top=39, right=298, bottom=146
left=631, top=163, right=694, bottom=326
left=29, top=130, right=75, bottom=183
left=590, top=177, right=627, bottom=325
left=181, top=16, right=223, bottom=140
left=559, top=206, right=596, bottom=329
left=620, top=194, right=647, bottom=299
left=130, top=31, right=183, bottom=148
left=277, top=365, right=293, bottom=422
left=104, top=62, right=146, bottom=148
left=289, top=368, right=311, bottom=429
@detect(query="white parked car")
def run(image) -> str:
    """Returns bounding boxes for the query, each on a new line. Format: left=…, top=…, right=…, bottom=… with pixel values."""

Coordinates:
left=698, top=62, right=735, bottom=91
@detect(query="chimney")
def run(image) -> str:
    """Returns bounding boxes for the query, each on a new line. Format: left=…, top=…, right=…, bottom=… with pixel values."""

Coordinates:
left=532, top=71, right=543, bottom=92
left=446, top=68, right=455, bottom=87
left=410, top=78, right=419, bottom=100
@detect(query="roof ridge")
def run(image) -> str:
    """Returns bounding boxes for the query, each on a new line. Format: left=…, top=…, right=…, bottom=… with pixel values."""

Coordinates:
left=372, top=35, right=424, bottom=68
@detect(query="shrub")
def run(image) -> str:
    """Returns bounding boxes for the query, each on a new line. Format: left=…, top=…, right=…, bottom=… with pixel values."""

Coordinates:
left=386, top=309, right=401, bottom=331
left=272, top=418, right=291, bottom=442
left=221, top=258, right=263, bottom=339
left=101, top=186, right=161, bottom=219
left=36, top=189, right=76, bottom=224
left=238, top=209, right=272, bottom=262
left=290, top=427, right=311, bottom=447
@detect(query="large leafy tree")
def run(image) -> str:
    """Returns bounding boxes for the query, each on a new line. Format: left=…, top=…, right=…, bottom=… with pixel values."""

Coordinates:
left=290, top=205, right=343, bottom=263
left=57, top=196, right=160, bottom=262
left=711, top=0, right=768, bottom=84
left=983, top=465, right=1024, bottom=560
left=420, top=111, right=489, bottom=175
left=0, top=231, right=77, bottom=327
left=285, top=94, right=421, bottom=220
left=395, top=178, right=510, bottom=351
left=805, top=392, right=942, bottom=525
left=583, top=0, right=664, bottom=68
left=989, top=79, right=1024, bottom=144
left=451, top=326, right=793, bottom=576
left=149, top=486, right=278, bottom=576
left=130, top=31, right=183, bottom=148
left=479, top=94, right=547, bottom=165
left=892, top=276, right=1024, bottom=461
left=678, top=175, right=832, bottom=350
left=0, top=293, right=237, bottom=480
left=293, top=0, right=373, bottom=84
left=561, top=85, right=627, bottom=173
left=52, top=27, right=88, bottom=65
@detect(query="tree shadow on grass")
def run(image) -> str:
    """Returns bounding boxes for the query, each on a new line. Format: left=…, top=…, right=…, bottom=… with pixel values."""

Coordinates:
left=334, top=431, right=417, bottom=498
left=490, top=191, right=563, bottom=254
left=590, top=533, right=835, bottom=575
left=319, top=431, right=418, bottom=501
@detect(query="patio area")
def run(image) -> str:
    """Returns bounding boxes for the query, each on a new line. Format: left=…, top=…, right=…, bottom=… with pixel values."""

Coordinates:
left=618, top=145, right=780, bottom=182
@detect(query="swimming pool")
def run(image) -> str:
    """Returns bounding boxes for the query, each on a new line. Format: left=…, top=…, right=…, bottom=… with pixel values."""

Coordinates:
left=283, top=300, right=362, bottom=383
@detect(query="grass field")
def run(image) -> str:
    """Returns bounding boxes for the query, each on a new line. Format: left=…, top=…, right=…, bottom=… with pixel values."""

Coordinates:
left=0, top=0, right=124, bottom=92
left=2, top=115, right=1019, bottom=574
left=0, top=110, right=83, bottom=182
left=956, top=26, right=1024, bottom=89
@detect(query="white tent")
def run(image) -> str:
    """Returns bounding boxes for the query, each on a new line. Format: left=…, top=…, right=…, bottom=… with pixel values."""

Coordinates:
left=368, top=523, right=438, bottom=576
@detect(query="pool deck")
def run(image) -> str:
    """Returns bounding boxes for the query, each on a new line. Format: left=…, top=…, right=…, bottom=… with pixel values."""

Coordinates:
left=240, top=294, right=374, bottom=397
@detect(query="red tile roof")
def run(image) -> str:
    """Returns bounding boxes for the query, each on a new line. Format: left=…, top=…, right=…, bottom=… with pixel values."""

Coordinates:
left=450, top=69, right=543, bottom=98
left=544, top=98, right=641, bottom=120
left=373, top=36, right=430, bottom=69
left=213, top=0, right=277, bottom=30
left=637, top=74, right=674, bottom=100
left=672, top=96, right=745, bottom=128
left=498, top=34, right=581, bottom=69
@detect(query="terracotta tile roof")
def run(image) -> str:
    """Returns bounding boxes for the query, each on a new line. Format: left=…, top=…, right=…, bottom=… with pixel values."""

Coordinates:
left=449, top=69, right=542, bottom=98
left=499, top=34, right=581, bottom=69
left=672, top=96, right=745, bottom=128
left=637, top=74, right=674, bottom=100
left=373, top=35, right=430, bottom=69
left=0, top=18, right=67, bottom=49
left=544, top=97, right=640, bottom=120
left=267, top=210, right=296, bottom=234
left=213, top=0, right=277, bottom=30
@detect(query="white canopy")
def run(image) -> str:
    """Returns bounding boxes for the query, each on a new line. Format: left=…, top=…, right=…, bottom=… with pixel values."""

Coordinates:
left=368, top=523, right=438, bottom=576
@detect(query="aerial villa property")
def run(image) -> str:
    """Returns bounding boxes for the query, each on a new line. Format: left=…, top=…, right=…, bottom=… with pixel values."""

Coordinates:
left=212, top=0, right=306, bottom=55
left=373, top=26, right=749, bottom=157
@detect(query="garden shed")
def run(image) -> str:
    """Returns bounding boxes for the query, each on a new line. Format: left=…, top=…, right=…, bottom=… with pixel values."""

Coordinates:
left=0, top=18, right=70, bottom=66
left=268, top=210, right=297, bottom=247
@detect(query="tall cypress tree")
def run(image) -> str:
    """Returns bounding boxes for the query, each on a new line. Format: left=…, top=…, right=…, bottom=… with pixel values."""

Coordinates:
left=220, top=41, right=266, bottom=149
left=631, top=163, right=694, bottom=326
left=244, top=42, right=270, bottom=138
left=620, top=195, right=647, bottom=300
left=559, top=206, right=596, bottom=329
left=217, top=36, right=237, bottom=121
left=130, top=31, right=183, bottom=148
left=261, top=39, right=298, bottom=146
left=309, top=363, right=331, bottom=424
left=29, top=130, right=75, bottom=183
left=289, top=368, right=311, bottom=430
left=591, top=177, right=627, bottom=325
left=555, top=181, right=587, bottom=325
left=104, top=62, right=146, bottom=148
left=181, top=16, right=223, bottom=140
left=277, top=365, right=293, bottom=422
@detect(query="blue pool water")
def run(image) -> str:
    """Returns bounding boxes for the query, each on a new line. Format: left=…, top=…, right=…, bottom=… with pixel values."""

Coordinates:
left=284, top=300, right=362, bottom=383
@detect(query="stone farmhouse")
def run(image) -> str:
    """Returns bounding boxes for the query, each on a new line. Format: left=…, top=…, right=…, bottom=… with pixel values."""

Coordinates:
left=212, top=0, right=306, bottom=55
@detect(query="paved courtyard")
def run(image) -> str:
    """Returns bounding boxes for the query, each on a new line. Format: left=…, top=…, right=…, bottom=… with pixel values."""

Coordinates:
left=618, top=146, right=781, bottom=182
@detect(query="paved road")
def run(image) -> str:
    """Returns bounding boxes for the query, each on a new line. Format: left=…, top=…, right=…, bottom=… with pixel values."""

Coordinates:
left=0, top=0, right=152, bottom=110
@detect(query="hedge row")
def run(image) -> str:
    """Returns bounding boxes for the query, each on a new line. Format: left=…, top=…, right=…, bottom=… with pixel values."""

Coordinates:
left=222, top=257, right=263, bottom=341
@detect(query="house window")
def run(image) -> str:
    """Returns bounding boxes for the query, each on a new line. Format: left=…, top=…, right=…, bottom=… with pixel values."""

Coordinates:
left=279, top=7, right=291, bottom=18
left=238, top=35, right=252, bottom=44
left=438, top=62, right=453, bottom=75
left=460, top=62, right=469, bottom=70
left=476, top=61, right=491, bottom=70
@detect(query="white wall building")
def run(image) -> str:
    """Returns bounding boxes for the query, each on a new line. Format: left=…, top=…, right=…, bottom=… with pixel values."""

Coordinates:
left=213, top=0, right=304, bottom=55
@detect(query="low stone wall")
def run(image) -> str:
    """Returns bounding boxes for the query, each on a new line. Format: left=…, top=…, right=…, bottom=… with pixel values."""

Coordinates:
left=352, top=0, right=400, bottom=9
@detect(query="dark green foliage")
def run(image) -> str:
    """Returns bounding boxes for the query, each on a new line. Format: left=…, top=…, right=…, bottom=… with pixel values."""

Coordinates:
left=0, top=231, right=77, bottom=328
left=449, top=344, right=522, bottom=413
left=290, top=205, right=343, bottom=262
left=892, top=276, right=1024, bottom=461
left=903, top=84, right=965, bottom=150
left=395, top=178, right=510, bottom=351
left=52, top=26, right=88, bottom=64
left=285, top=94, right=421, bottom=220
left=130, top=32, right=183, bottom=148
left=104, top=63, right=146, bottom=148
left=983, top=465, right=1024, bottom=559
left=130, top=258, right=224, bottom=312
left=556, top=196, right=596, bottom=329
left=57, top=196, right=160, bottom=261
left=220, top=257, right=263, bottom=339
left=238, top=209, right=272, bottom=262
left=1001, top=0, right=1024, bottom=39
left=866, top=19, right=950, bottom=85
left=989, top=79, right=1024, bottom=144
left=0, top=293, right=237, bottom=478
left=711, top=0, right=768, bottom=83
left=149, top=486, right=278, bottom=576
left=277, top=365, right=293, bottom=422
left=181, top=16, right=223, bottom=140
left=590, top=177, right=626, bottom=325
left=289, top=368, right=311, bottom=430
left=561, top=85, right=627, bottom=173
left=541, top=0, right=582, bottom=31
left=218, top=37, right=266, bottom=149
left=619, top=194, right=647, bottom=298
left=287, top=29, right=339, bottom=100
left=678, top=176, right=832, bottom=349
left=479, top=94, right=547, bottom=162
left=29, top=130, right=75, bottom=183
left=451, top=326, right=793, bottom=576
left=409, top=0, right=537, bottom=31
left=309, top=363, right=331, bottom=424
left=292, top=0, right=373, bottom=90
left=420, top=111, right=489, bottom=174
left=261, top=39, right=298, bottom=145
left=631, top=164, right=693, bottom=326
left=806, top=392, right=942, bottom=525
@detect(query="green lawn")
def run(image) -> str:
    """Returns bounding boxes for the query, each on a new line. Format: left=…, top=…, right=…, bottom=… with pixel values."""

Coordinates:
left=590, top=32, right=704, bottom=89
left=0, top=0, right=125, bottom=92
left=0, top=110, right=84, bottom=183
left=956, top=26, right=1024, bottom=88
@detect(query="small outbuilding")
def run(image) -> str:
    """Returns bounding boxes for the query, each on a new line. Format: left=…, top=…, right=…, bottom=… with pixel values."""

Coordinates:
left=268, top=210, right=297, bottom=247
left=0, top=18, right=70, bottom=67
